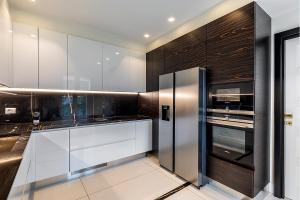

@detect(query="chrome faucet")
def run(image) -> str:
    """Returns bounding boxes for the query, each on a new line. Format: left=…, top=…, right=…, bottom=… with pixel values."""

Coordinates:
left=68, top=93, right=77, bottom=125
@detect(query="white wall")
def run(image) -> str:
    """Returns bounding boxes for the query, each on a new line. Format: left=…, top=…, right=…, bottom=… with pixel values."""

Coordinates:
left=267, top=7, right=300, bottom=194
left=0, top=0, right=12, bottom=86
left=10, top=8, right=146, bottom=52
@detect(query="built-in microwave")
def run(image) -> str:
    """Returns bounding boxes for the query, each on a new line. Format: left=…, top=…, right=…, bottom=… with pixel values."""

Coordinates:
left=208, top=82, right=254, bottom=111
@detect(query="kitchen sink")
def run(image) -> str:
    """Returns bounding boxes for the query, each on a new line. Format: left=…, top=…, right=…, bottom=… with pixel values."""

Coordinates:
left=0, top=136, right=19, bottom=153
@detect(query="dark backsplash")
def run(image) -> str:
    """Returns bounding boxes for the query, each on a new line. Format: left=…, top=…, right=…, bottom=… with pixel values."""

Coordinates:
left=0, top=91, right=142, bottom=123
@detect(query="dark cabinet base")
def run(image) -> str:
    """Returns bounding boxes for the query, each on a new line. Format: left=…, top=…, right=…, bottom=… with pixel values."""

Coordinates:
left=207, top=156, right=254, bottom=198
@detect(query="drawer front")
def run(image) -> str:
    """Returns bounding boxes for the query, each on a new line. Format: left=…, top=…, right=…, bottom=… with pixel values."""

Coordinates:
left=70, top=140, right=135, bottom=172
left=207, top=156, right=254, bottom=197
left=70, top=122, right=135, bottom=150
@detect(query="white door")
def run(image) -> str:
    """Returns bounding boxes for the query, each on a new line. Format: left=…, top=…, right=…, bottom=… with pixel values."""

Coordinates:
left=39, top=28, right=68, bottom=89
left=284, top=37, right=300, bottom=200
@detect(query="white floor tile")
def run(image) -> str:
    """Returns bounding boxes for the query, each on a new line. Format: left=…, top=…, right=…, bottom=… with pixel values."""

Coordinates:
left=81, top=159, right=155, bottom=194
left=141, top=155, right=161, bottom=170
left=156, top=167, right=186, bottom=185
left=187, top=184, right=239, bottom=200
left=31, top=179, right=87, bottom=200
left=166, top=188, right=203, bottom=200
left=77, top=197, right=90, bottom=200
left=89, top=170, right=180, bottom=200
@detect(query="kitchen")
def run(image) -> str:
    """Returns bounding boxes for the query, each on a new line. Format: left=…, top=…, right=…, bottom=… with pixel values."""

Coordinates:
left=0, top=0, right=299, bottom=200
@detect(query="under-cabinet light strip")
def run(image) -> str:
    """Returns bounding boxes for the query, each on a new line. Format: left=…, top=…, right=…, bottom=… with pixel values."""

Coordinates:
left=0, top=88, right=139, bottom=95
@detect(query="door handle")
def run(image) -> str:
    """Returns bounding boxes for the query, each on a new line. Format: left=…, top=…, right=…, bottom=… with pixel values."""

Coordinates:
left=284, top=113, right=293, bottom=126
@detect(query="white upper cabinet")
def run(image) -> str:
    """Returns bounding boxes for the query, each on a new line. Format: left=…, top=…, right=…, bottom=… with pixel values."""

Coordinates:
left=103, top=44, right=131, bottom=92
left=39, top=29, right=67, bottom=89
left=103, top=44, right=146, bottom=92
left=12, top=23, right=38, bottom=88
left=0, top=0, right=12, bottom=87
left=68, top=35, right=102, bottom=91
left=10, top=23, right=145, bottom=92
left=129, top=50, right=146, bottom=92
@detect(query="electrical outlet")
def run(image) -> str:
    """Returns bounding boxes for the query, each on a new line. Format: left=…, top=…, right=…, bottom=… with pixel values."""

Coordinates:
left=5, top=108, right=17, bottom=115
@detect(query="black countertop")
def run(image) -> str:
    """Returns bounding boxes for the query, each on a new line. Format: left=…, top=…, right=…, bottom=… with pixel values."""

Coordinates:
left=0, top=115, right=151, bottom=200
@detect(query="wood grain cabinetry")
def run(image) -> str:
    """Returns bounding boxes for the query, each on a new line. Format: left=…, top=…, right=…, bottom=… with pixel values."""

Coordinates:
left=208, top=156, right=254, bottom=197
left=146, top=47, right=164, bottom=92
left=164, top=26, right=206, bottom=73
left=206, top=3, right=255, bottom=84
left=145, top=47, right=164, bottom=153
left=145, top=2, right=271, bottom=198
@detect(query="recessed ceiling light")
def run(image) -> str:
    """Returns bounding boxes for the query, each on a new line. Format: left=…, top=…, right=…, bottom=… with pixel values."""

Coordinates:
left=168, top=17, right=175, bottom=23
left=115, top=52, right=120, bottom=55
left=97, top=62, right=101, bottom=65
left=29, top=0, right=36, bottom=2
left=105, top=57, right=110, bottom=61
left=144, top=34, right=150, bottom=38
left=8, top=30, right=13, bottom=33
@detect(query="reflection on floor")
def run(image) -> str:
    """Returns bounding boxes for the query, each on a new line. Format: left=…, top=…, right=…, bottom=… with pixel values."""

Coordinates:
left=29, top=155, right=279, bottom=200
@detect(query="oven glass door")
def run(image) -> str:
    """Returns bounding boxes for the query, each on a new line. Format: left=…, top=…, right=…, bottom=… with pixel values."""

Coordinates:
left=208, top=123, right=254, bottom=168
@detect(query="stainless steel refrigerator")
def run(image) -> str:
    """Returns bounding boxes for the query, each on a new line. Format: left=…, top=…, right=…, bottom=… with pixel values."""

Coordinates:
left=158, top=67, right=207, bottom=187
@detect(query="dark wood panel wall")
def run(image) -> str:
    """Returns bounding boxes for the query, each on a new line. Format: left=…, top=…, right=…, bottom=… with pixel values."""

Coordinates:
left=144, top=2, right=270, bottom=198
left=164, top=26, right=207, bottom=73
left=144, top=47, right=164, bottom=154
left=253, top=2, right=271, bottom=195
left=207, top=3, right=255, bottom=84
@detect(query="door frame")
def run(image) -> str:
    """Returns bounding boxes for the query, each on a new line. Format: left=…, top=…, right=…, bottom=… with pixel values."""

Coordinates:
left=274, top=27, right=300, bottom=198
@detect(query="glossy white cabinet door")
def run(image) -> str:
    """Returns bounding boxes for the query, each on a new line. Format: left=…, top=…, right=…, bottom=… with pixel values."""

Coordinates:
left=0, top=0, right=12, bottom=87
left=102, top=44, right=131, bottom=92
left=129, top=50, right=146, bottom=92
left=135, top=120, right=152, bottom=154
left=68, top=36, right=102, bottom=90
left=35, top=130, right=69, bottom=181
left=70, top=140, right=135, bottom=172
left=39, top=29, right=67, bottom=89
left=12, top=23, right=38, bottom=88
left=70, top=122, right=135, bottom=150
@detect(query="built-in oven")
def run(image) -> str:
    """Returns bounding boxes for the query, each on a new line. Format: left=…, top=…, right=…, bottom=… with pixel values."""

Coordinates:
left=207, top=82, right=255, bottom=169
left=207, top=109, right=254, bottom=169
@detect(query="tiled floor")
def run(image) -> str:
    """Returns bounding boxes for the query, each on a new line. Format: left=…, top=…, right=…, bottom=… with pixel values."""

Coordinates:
left=29, top=156, right=279, bottom=200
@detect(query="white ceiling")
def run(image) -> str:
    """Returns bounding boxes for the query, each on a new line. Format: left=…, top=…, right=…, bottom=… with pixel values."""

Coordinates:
left=8, top=0, right=223, bottom=45
left=256, top=0, right=299, bottom=18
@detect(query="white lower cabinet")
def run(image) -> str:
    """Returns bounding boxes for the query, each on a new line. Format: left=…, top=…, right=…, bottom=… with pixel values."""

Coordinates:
left=70, top=122, right=135, bottom=150
left=135, top=120, right=152, bottom=154
left=70, top=140, right=135, bottom=172
left=35, top=130, right=69, bottom=181
left=9, top=120, right=152, bottom=199
left=70, top=120, right=152, bottom=172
